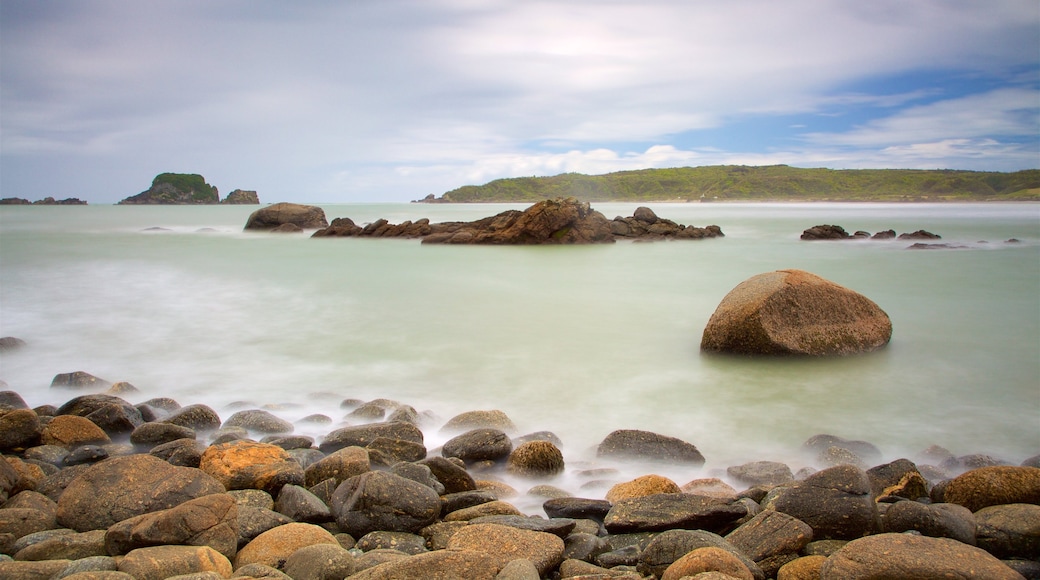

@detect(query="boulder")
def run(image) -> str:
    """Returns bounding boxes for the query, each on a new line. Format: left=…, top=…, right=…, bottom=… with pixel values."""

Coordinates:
left=40, top=415, right=110, bottom=449
left=800, top=225, right=850, bottom=240
left=118, top=545, right=232, bottom=580
left=222, top=189, right=260, bottom=204
left=880, top=500, right=976, bottom=545
left=440, top=410, right=518, bottom=434
left=422, top=198, right=615, bottom=245
left=802, top=434, right=882, bottom=465
left=418, top=457, right=476, bottom=494
left=234, top=522, right=338, bottom=570
left=596, top=429, right=705, bottom=466
left=244, top=202, right=329, bottom=231
left=304, top=446, right=370, bottom=488
left=761, top=465, right=878, bottom=540
left=604, top=493, right=748, bottom=534
left=542, top=498, right=612, bottom=522
left=55, top=395, right=144, bottom=437
left=348, top=550, right=504, bottom=580
left=899, top=229, right=942, bottom=240
left=0, top=507, right=57, bottom=543
left=55, top=455, right=225, bottom=532
left=637, top=529, right=764, bottom=580
left=974, top=503, right=1040, bottom=559
left=940, top=465, right=1040, bottom=511
left=701, top=269, right=892, bottom=356
left=13, top=528, right=106, bottom=561
left=199, top=440, right=304, bottom=494
left=0, top=409, right=42, bottom=451
left=866, top=458, right=929, bottom=500
left=103, top=493, right=238, bottom=558
left=162, top=404, right=222, bottom=433
left=605, top=475, right=681, bottom=502
left=440, top=490, right=497, bottom=516
left=727, top=461, right=795, bottom=487
left=820, top=533, right=1023, bottom=579
left=0, top=337, right=28, bottom=352
left=130, top=422, right=196, bottom=450
left=442, top=428, right=513, bottom=465
left=725, top=510, right=813, bottom=564
left=443, top=500, right=524, bottom=522
left=235, top=506, right=293, bottom=549
left=150, top=438, right=206, bottom=467
left=273, top=484, right=333, bottom=524
left=318, top=421, right=424, bottom=454
left=281, top=543, right=356, bottom=580
left=50, top=372, right=111, bottom=391
left=221, top=410, right=293, bottom=435
left=506, top=440, right=565, bottom=478
left=330, top=471, right=441, bottom=537
left=445, top=522, right=565, bottom=576
left=661, top=546, right=755, bottom=580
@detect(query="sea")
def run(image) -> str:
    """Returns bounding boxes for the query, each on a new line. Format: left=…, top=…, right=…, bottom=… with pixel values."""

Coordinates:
left=1, top=201, right=1038, bottom=500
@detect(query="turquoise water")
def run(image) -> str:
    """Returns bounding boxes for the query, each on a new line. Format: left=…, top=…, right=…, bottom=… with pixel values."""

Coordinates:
left=1, top=202, right=1038, bottom=491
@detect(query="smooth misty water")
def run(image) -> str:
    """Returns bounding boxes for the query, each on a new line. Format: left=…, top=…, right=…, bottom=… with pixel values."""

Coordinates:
left=1, top=202, right=1038, bottom=496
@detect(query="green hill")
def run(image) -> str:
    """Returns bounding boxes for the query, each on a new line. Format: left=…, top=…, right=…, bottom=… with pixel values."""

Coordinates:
left=425, top=166, right=1040, bottom=203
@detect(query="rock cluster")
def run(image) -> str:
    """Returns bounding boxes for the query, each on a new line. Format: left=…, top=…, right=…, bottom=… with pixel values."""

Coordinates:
left=800, top=224, right=942, bottom=241
left=1, top=385, right=1037, bottom=579
left=0, top=197, right=87, bottom=205
left=308, top=198, right=724, bottom=244
left=701, top=269, right=893, bottom=356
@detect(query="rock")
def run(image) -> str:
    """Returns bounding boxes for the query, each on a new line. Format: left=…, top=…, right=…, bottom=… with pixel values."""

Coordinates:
left=443, top=500, right=524, bottom=522
left=725, top=510, right=813, bottom=564
left=118, top=545, right=231, bottom=580
left=348, top=550, right=503, bottom=580
left=802, top=434, right=882, bottom=465
left=222, top=190, right=260, bottom=205
left=727, top=461, right=795, bottom=487
left=762, top=465, right=878, bottom=540
left=604, top=493, right=748, bottom=534
left=0, top=338, right=28, bottom=352
left=330, top=471, right=441, bottom=537
left=56, top=395, right=144, bottom=436
left=446, top=522, right=565, bottom=576
left=440, top=490, right=497, bottom=515
left=506, top=441, right=565, bottom=478
left=130, top=423, right=197, bottom=450
left=355, top=531, right=428, bottom=555
left=304, top=446, right=370, bottom=488
left=232, top=563, right=292, bottom=579
left=974, top=503, right=1040, bottom=559
left=318, top=422, right=424, bottom=454
left=62, top=445, right=108, bottom=466
left=50, top=372, right=111, bottom=391
left=443, top=428, right=513, bottom=465
left=495, top=558, right=540, bottom=580
left=198, top=440, right=304, bottom=495
left=244, top=203, right=328, bottom=231
left=281, top=543, right=356, bottom=580
left=469, top=515, right=575, bottom=538
left=0, top=390, right=29, bottom=410
left=596, top=429, right=705, bottom=466
left=53, top=555, right=120, bottom=577
left=801, top=225, right=850, bottom=240
left=866, top=458, right=929, bottom=500
left=440, top=410, right=518, bottom=434
left=777, top=555, right=827, bottom=580
left=365, top=436, right=426, bottom=464
left=150, top=438, right=206, bottom=468
left=14, top=529, right=106, bottom=561
left=0, top=409, right=43, bottom=451
left=421, top=198, right=616, bottom=245
left=104, top=493, right=238, bottom=559
left=872, top=229, right=896, bottom=239
left=421, top=521, right=469, bottom=551
left=221, top=410, right=293, bottom=435
left=702, top=269, right=892, bottom=356
left=819, top=533, right=1023, bottom=579
left=273, top=484, right=332, bottom=524
left=542, top=498, right=612, bottom=522
left=55, top=455, right=225, bottom=532
left=0, top=508, right=57, bottom=543
left=940, top=465, right=1040, bottom=511
left=234, top=522, right=338, bottom=570
left=390, top=462, right=444, bottom=495
left=661, top=546, right=755, bottom=580
left=898, top=229, right=942, bottom=240
left=0, top=560, right=72, bottom=579
left=605, top=475, right=680, bottom=502
left=880, top=500, right=976, bottom=545
left=235, top=506, right=293, bottom=549
left=636, top=529, right=763, bottom=580
left=41, top=415, right=110, bottom=449
left=419, top=457, right=477, bottom=494
left=163, top=405, right=222, bottom=433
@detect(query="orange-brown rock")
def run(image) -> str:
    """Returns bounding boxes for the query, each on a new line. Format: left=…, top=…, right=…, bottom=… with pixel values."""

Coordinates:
left=606, top=474, right=681, bottom=503
left=701, top=269, right=892, bottom=356
left=118, top=545, right=232, bottom=580
left=941, top=465, right=1040, bottom=512
left=199, top=440, right=304, bottom=494
left=445, top=522, right=565, bottom=576
left=661, top=546, right=756, bottom=580
left=41, top=415, right=110, bottom=449
left=233, top=522, right=338, bottom=570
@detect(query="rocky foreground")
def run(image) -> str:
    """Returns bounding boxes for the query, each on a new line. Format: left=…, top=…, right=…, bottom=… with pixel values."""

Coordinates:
left=0, top=380, right=1038, bottom=580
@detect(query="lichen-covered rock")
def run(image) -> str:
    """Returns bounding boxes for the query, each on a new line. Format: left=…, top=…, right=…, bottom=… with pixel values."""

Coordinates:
left=0, top=409, right=42, bottom=451
left=726, top=509, right=813, bottom=564
left=199, top=440, right=304, bottom=495
left=605, top=475, right=680, bottom=502
left=304, top=446, right=370, bottom=488
left=104, top=493, right=238, bottom=558
left=661, top=546, right=755, bottom=580
left=604, top=494, right=748, bottom=534
left=974, top=503, right=1040, bottom=559
left=281, top=542, right=356, bottom=580
left=701, top=269, right=892, bottom=356
left=445, top=523, right=565, bottom=576
left=234, top=522, right=338, bottom=570
left=940, top=465, right=1040, bottom=511
left=118, top=545, right=232, bottom=580
left=244, top=203, right=328, bottom=231
left=819, top=533, right=1023, bottom=579
left=41, top=415, right=110, bottom=449
left=56, top=455, right=225, bottom=532
left=506, top=441, right=565, bottom=478
left=727, top=461, right=795, bottom=487
left=762, top=465, right=878, bottom=540
left=637, top=529, right=764, bottom=580
left=348, top=550, right=503, bottom=580
left=330, top=471, right=441, bottom=537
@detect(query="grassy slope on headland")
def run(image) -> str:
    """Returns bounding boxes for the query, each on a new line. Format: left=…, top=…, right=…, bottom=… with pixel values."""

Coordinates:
left=428, top=166, right=1040, bottom=203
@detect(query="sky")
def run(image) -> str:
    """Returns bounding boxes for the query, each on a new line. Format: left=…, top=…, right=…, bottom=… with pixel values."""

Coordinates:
left=1, top=0, right=1038, bottom=204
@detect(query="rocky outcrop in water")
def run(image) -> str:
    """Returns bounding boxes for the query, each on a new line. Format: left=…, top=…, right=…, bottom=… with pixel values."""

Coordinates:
left=801, top=224, right=941, bottom=241
left=119, top=174, right=220, bottom=205
left=0, top=387, right=1035, bottom=579
left=222, top=189, right=260, bottom=205
left=701, top=269, right=893, bottom=356
left=312, top=198, right=724, bottom=244
left=244, top=203, right=329, bottom=231
left=0, top=197, right=87, bottom=205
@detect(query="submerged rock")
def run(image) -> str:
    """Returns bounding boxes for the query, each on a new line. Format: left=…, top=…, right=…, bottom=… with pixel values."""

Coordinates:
left=244, top=202, right=328, bottom=231
left=701, top=269, right=892, bottom=356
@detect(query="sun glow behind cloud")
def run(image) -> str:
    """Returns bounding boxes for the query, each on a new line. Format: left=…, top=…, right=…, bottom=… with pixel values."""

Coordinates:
left=1, top=0, right=1037, bottom=202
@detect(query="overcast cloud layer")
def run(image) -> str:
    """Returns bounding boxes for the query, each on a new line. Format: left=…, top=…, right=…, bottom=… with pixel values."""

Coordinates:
left=2, top=0, right=1038, bottom=203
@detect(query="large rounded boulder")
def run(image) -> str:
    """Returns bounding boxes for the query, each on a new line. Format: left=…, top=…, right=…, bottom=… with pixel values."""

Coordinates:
left=701, top=269, right=892, bottom=356
left=244, top=202, right=328, bottom=231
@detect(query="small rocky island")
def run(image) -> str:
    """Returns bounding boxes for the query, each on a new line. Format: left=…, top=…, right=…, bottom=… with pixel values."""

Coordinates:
left=118, top=173, right=259, bottom=205
left=0, top=197, right=87, bottom=205
left=245, top=198, right=724, bottom=243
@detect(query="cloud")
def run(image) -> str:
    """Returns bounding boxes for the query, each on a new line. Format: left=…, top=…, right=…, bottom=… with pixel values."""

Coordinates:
left=1, top=0, right=1037, bottom=202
